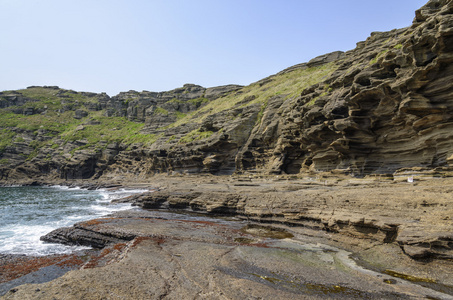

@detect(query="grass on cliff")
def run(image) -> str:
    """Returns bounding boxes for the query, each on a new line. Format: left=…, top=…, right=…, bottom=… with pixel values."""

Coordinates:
left=14, top=87, right=62, bottom=106
left=167, top=62, right=338, bottom=128
left=0, top=108, right=160, bottom=155
left=0, top=110, right=77, bottom=133
left=0, top=129, right=15, bottom=153
left=61, top=113, right=155, bottom=145
left=178, top=129, right=214, bottom=144
left=153, top=107, right=169, bottom=115
left=7, top=87, right=100, bottom=110
left=0, top=64, right=338, bottom=152
left=167, top=97, right=209, bottom=107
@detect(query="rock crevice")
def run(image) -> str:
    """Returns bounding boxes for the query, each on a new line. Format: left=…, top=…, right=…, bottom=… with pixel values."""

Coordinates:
left=1, top=1, right=453, bottom=182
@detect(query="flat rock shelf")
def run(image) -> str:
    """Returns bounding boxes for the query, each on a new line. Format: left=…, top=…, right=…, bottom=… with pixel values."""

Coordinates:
left=2, top=175, right=453, bottom=299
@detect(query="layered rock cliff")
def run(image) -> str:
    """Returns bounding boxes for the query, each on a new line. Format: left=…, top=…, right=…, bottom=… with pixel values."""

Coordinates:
left=1, top=0, right=453, bottom=184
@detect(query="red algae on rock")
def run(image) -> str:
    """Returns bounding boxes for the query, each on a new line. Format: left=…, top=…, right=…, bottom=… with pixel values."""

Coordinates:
left=0, top=254, right=88, bottom=283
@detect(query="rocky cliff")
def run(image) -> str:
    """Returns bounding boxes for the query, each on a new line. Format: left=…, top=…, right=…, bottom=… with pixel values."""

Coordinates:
left=1, top=0, right=453, bottom=184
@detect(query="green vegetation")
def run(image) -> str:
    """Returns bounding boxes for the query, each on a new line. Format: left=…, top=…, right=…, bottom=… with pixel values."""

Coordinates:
left=256, top=102, right=268, bottom=125
left=0, top=88, right=160, bottom=156
left=0, top=87, right=102, bottom=123
left=168, top=62, right=338, bottom=128
left=394, top=44, right=403, bottom=49
left=166, top=97, right=209, bottom=107
left=60, top=91, right=98, bottom=103
left=370, top=49, right=390, bottom=65
left=187, top=97, right=209, bottom=106
left=0, top=110, right=79, bottom=133
left=306, top=98, right=317, bottom=107
left=61, top=113, right=147, bottom=144
left=16, top=87, right=61, bottom=103
left=69, top=144, right=94, bottom=155
left=0, top=158, right=9, bottom=165
left=0, top=129, right=16, bottom=153
left=125, top=133, right=161, bottom=149
left=11, top=87, right=99, bottom=110
left=179, top=129, right=214, bottom=144
left=383, top=270, right=436, bottom=283
left=26, top=139, right=50, bottom=160
left=175, top=111, right=187, bottom=120
left=0, top=63, right=340, bottom=158
left=153, top=107, right=169, bottom=115
left=167, top=135, right=177, bottom=142
left=306, top=91, right=329, bottom=107
left=167, top=98, right=181, bottom=104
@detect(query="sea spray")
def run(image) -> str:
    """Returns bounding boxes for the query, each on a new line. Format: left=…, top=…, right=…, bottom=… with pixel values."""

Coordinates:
left=0, top=186, right=147, bottom=256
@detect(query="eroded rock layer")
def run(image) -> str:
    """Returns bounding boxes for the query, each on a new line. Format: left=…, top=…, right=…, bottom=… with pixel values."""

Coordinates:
left=1, top=0, right=453, bottom=183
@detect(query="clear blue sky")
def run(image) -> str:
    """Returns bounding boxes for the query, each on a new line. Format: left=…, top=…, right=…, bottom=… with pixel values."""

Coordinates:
left=1, top=0, right=427, bottom=96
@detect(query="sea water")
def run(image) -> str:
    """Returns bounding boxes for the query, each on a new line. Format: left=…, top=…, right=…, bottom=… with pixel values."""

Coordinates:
left=0, top=186, right=147, bottom=256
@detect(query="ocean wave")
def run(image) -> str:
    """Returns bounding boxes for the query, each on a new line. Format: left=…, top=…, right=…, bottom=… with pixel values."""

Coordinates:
left=0, top=224, right=90, bottom=255
left=0, top=186, right=147, bottom=256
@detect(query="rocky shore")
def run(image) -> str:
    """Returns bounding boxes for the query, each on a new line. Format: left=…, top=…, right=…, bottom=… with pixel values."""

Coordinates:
left=1, top=175, right=453, bottom=299
left=1, top=1, right=453, bottom=298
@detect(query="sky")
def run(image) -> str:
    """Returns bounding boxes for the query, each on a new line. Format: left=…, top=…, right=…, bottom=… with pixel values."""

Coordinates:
left=1, top=0, right=427, bottom=96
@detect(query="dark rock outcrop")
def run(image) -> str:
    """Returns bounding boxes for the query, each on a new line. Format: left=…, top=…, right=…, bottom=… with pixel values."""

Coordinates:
left=41, top=219, right=138, bottom=248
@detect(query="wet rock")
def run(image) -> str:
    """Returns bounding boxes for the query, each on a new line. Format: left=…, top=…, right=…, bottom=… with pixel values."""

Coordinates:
left=41, top=220, right=137, bottom=248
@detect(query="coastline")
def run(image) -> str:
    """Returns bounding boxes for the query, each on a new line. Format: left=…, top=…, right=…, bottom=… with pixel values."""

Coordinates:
left=0, top=250, right=100, bottom=296
left=1, top=174, right=453, bottom=299
left=0, top=184, right=150, bottom=297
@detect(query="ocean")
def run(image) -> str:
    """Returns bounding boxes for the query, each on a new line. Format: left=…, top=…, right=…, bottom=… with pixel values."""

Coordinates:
left=0, top=186, right=146, bottom=256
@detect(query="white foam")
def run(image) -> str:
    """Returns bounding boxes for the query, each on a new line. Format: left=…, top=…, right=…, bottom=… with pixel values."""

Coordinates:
left=48, top=185, right=82, bottom=191
left=97, top=188, right=149, bottom=201
left=49, top=185, right=69, bottom=190
left=0, top=186, right=145, bottom=256
left=66, top=215, right=88, bottom=221
left=0, top=224, right=89, bottom=255
left=90, top=203, right=132, bottom=216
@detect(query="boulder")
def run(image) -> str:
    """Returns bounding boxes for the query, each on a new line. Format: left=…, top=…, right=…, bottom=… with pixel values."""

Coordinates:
left=74, top=109, right=89, bottom=119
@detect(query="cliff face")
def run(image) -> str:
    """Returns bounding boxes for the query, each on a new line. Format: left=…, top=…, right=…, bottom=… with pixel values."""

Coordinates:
left=1, top=0, right=453, bottom=183
left=241, top=0, right=453, bottom=177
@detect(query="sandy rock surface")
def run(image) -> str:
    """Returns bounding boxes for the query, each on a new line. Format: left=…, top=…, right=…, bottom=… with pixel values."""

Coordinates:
left=2, top=175, right=453, bottom=299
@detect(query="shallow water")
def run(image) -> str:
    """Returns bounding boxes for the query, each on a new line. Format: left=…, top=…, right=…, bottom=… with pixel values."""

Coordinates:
left=0, top=186, right=146, bottom=255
